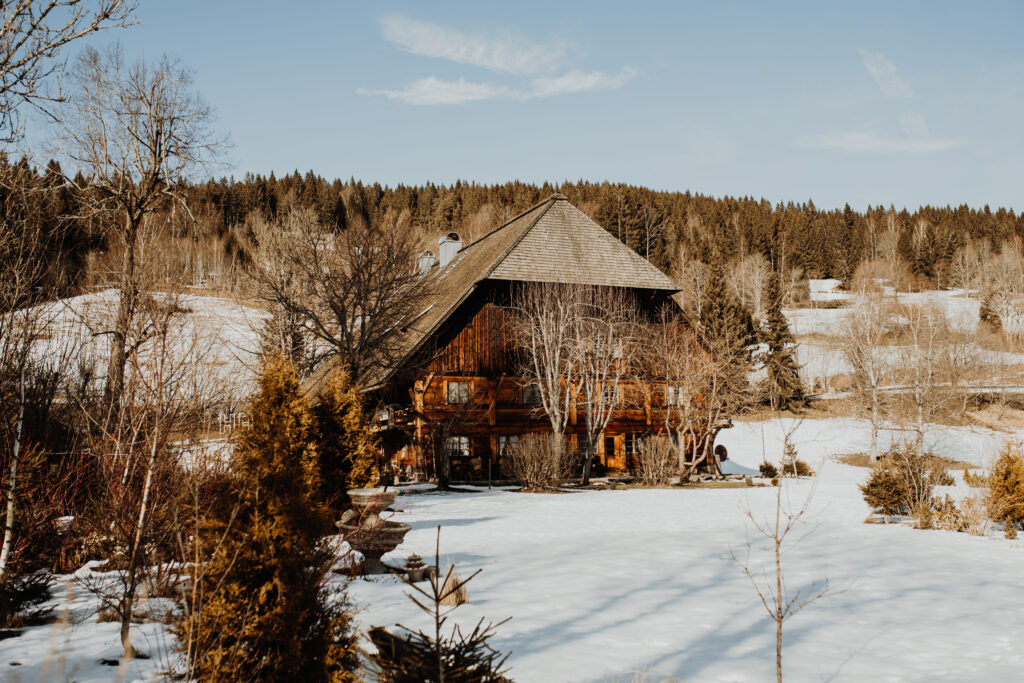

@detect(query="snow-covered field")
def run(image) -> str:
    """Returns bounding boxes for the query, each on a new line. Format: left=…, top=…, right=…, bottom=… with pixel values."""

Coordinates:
left=6, top=417, right=1023, bottom=682
left=791, top=280, right=1024, bottom=391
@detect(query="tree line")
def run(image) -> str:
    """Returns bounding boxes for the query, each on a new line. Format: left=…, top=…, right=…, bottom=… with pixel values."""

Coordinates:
left=9, top=164, right=1023, bottom=300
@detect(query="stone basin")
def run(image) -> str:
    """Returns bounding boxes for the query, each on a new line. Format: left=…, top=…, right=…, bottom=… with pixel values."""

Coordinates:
left=338, top=519, right=411, bottom=575
left=347, top=488, right=397, bottom=516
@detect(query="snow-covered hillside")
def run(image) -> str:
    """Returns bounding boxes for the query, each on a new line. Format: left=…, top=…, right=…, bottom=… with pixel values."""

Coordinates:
left=31, top=289, right=266, bottom=402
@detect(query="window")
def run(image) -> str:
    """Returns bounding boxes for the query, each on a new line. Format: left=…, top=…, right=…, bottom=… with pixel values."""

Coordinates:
left=624, top=433, right=639, bottom=459
left=499, top=435, right=519, bottom=455
left=601, top=384, right=619, bottom=405
left=447, top=380, right=471, bottom=404
left=445, top=435, right=471, bottom=458
left=666, top=385, right=684, bottom=406
left=522, top=383, right=542, bottom=406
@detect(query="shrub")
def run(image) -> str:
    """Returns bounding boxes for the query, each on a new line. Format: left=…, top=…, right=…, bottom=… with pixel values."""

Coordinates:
left=987, top=444, right=1024, bottom=533
left=759, top=461, right=778, bottom=478
left=779, top=438, right=810, bottom=477
left=0, top=572, right=52, bottom=629
left=313, top=369, right=378, bottom=511
left=635, top=436, right=675, bottom=486
left=508, top=434, right=574, bottom=490
left=860, top=444, right=942, bottom=516
left=933, top=496, right=966, bottom=532
left=175, top=357, right=359, bottom=681
left=912, top=500, right=933, bottom=529
left=963, top=468, right=987, bottom=488
left=962, top=493, right=990, bottom=536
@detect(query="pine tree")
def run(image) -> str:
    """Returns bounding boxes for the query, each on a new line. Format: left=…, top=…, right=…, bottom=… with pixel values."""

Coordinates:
left=314, top=368, right=379, bottom=510
left=177, top=357, right=359, bottom=682
left=699, top=251, right=756, bottom=357
left=760, top=270, right=804, bottom=410
left=979, top=287, right=1001, bottom=331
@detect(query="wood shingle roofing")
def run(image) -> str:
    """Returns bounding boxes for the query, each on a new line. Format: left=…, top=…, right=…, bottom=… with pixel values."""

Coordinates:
left=302, top=194, right=680, bottom=393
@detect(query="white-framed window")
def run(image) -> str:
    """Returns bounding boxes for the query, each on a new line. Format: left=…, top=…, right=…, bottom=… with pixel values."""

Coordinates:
left=447, top=380, right=471, bottom=404
left=601, top=384, right=620, bottom=405
left=522, top=383, right=542, bottom=406
left=666, top=385, right=684, bottom=406
left=499, top=434, right=520, bottom=455
left=445, top=435, right=471, bottom=458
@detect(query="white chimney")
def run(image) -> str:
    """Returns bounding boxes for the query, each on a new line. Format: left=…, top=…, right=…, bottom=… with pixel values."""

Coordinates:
left=417, top=249, right=436, bottom=275
left=438, top=232, right=462, bottom=268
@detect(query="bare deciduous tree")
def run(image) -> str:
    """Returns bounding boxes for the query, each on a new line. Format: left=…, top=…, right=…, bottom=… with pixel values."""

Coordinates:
left=645, top=310, right=711, bottom=476
left=729, top=252, right=771, bottom=322
left=897, top=303, right=950, bottom=452
left=692, top=331, right=757, bottom=475
left=57, top=44, right=222, bottom=408
left=0, top=0, right=135, bottom=141
left=245, top=205, right=430, bottom=382
left=673, top=249, right=709, bottom=323
left=733, top=442, right=830, bottom=683
left=510, top=282, right=584, bottom=451
left=0, top=180, right=76, bottom=579
left=77, top=290, right=219, bottom=659
left=572, top=287, right=640, bottom=485
left=841, top=288, right=893, bottom=460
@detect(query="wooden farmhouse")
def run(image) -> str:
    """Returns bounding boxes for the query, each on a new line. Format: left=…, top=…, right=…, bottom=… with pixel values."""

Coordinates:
left=320, top=194, right=712, bottom=481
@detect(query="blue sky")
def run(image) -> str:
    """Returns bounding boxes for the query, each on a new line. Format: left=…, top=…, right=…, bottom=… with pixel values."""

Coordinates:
left=83, top=1, right=1024, bottom=210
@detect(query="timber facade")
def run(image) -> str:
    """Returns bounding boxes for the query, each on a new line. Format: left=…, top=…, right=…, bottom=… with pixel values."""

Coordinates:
left=308, top=194, right=712, bottom=481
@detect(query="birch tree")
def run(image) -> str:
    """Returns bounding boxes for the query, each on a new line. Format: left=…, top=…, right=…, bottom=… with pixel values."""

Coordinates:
left=0, top=184, right=73, bottom=580
left=510, top=282, right=584, bottom=460
left=841, top=289, right=893, bottom=460
left=57, top=44, right=222, bottom=408
left=78, top=290, right=217, bottom=659
left=898, top=303, right=950, bottom=453
left=572, top=287, right=640, bottom=485
left=645, top=310, right=710, bottom=476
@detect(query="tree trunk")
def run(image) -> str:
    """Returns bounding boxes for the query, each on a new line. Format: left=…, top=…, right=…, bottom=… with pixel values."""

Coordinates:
left=580, top=434, right=594, bottom=486
left=0, top=371, right=25, bottom=580
left=121, top=430, right=160, bottom=659
left=104, top=214, right=139, bottom=409
left=870, top=391, right=880, bottom=461
left=775, top=483, right=784, bottom=683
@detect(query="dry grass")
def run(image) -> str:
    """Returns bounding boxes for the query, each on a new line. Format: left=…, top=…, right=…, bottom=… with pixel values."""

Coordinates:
left=835, top=452, right=971, bottom=469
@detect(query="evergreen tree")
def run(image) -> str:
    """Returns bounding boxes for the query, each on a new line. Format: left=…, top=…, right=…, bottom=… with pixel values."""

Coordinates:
left=177, top=357, right=359, bottom=682
left=699, top=251, right=757, bottom=356
left=979, top=287, right=1001, bottom=330
left=760, top=270, right=804, bottom=410
left=314, top=368, right=379, bottom=511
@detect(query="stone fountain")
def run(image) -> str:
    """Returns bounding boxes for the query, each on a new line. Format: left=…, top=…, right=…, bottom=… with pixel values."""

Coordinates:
left=337, top=488, right=411, bottom=575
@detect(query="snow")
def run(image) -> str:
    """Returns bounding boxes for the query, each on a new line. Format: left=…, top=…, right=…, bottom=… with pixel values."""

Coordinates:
left=343, top=418, right=1024, bottom=682
left=31, top=289, right=266, bottom=402
left=808, top=278, right=850, bottom=302
left=3, top=416, right=1023, bottom=681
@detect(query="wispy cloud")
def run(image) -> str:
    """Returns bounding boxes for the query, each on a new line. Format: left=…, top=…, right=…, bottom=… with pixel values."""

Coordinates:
left=360, top=69, right=637, bottom=106
left=799, top=124, right=967, bottom=154
left=359, top=77, right=512, bottom=106
left=531, top=69, right=637, bottom=98
left=859, top=49, right=913, bottom=99
left=365, top=15, right=636, bottom=105
left=380, top=15, right=567, bottom=75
